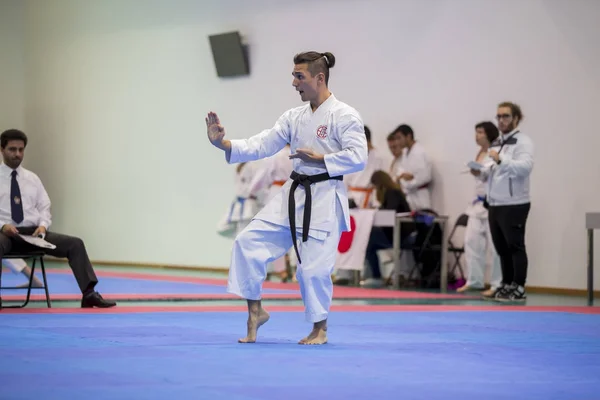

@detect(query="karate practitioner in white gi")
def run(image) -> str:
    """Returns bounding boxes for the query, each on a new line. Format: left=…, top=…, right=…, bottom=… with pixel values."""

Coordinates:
left=216, top=160, right=268, bottom=239
left=395, top=125, right=432, bottom=211
left=206, top=51, right=367, bottom=345
left=2, top=258, right=44, bottom=287
left=457, top=121, right=502, bottom=296
left=387, top=132, right=404, bottom=182
left=246, top=145, right=296, bottom=280
left=344, top=126, right=387, bottom=209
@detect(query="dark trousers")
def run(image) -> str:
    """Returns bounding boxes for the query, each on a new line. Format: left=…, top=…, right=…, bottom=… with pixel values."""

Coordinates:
left=488, top=203, right=531, bottom=286
left=0, top=227, right=98, bottom=293
left=366, top=227, right=415, bottom=279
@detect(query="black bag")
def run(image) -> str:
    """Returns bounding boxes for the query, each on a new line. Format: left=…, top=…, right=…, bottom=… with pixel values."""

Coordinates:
left=482, top=196, right=489, bottom=209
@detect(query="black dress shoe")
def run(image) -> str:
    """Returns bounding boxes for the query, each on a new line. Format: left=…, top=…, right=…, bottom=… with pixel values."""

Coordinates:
left=81, top=291, right=117, bottom=308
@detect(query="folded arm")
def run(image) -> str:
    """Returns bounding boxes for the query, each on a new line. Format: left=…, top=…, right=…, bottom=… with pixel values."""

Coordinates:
left=401, top=152, right=432, bottom=192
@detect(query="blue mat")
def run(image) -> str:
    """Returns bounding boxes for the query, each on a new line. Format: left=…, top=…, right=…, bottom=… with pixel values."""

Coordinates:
left=0, top=311, right=599, bottom=399
left=0, top=271, right=298, bottom=295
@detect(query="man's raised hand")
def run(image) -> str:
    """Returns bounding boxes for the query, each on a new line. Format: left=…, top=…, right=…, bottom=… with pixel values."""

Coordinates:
left=206, top=112, right=226, bottom=149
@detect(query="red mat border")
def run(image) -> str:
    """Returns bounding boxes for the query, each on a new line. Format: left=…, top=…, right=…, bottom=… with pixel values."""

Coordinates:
left=1, top=268, right=480, bottom=300
left=1, top=305, right=599, bottom=314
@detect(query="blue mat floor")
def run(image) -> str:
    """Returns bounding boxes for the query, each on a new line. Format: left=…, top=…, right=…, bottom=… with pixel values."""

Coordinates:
left=0, top=311, right=599, bottom=399
left=0, top=272, right=298, bottom=295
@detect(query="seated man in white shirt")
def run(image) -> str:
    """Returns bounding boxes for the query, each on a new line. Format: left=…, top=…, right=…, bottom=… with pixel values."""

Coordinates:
left=394, top=124, right=432, bottom=211
left=0, top=129, right=116, bottom=308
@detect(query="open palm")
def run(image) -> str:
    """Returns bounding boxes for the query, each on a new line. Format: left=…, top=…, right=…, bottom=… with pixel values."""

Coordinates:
left=205, top=111, right=226, bottom=148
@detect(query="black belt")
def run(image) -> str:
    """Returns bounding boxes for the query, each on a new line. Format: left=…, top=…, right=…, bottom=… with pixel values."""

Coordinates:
left=288, top=171, right=343, bottom=264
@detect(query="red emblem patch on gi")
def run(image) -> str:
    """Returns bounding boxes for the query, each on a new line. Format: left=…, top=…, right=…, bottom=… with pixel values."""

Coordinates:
left=316, top=125, right=328, bottom=139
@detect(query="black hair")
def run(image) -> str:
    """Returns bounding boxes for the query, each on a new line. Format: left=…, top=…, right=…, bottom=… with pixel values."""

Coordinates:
left=475, top=121, right=499, bottom=144
left=1, top=129, right=28, bottom=148
left=364, top=125, right=371, bottom=142
left=293, top=51, right=336, bottom=85
left=392, top=124, right=414, bottom=140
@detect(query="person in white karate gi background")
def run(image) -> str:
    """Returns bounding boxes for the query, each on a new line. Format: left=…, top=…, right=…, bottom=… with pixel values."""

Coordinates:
left=215, top=159, right=268, bottom=239
left=345, top=125, right=387, bottom=209
left=457, top=121, right=502, bottom=296
left=248, top=144, right=297, bottom=282
left=387, top=131, right=404, bottom=181
left=334, top=125, right=387, bottom=285
left=205, top=50, right=367, bottom=345
left=2, top=258, right=44, bottom=288
left=394, top=124, right=433, bottom=211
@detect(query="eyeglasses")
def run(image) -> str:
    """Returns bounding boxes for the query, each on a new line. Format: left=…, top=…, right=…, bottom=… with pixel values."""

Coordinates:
left=496, top=114, right=512, bottom=121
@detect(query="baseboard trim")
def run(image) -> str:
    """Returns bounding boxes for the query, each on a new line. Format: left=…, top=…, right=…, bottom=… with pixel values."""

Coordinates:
left=45, top=257, right=229, bottom=275
left=524, top=286, right=600, bottom=297
left=43, top=257, right=599, bottom=297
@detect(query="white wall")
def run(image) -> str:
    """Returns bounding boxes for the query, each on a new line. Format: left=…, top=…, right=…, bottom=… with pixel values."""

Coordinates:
left=0, top=0, right=25, bottom=130
left=13, top=0, right=600, bottom=290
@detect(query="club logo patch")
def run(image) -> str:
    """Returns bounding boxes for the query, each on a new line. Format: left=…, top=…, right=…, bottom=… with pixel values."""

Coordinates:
left=316, top=125, right=328, bottom=139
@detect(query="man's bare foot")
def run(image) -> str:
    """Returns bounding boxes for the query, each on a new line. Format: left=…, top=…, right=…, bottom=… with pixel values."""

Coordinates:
left=299, top=320, right=328, bottom=345
left=298, top=327, right=328, bottom=345
left=238, top=307, right=270, bottom=343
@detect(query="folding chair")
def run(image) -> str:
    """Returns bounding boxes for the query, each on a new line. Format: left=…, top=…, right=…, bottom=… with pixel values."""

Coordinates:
left=403, top=210, right=447, bottom=289
left=0, top=251, right=51, bottom=309
left=447, top=213, right=469, bottom=281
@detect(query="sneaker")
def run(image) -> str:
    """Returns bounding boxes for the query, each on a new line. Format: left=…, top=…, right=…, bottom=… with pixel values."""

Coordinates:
left=360, top=278, right=385, bottom=289
left=496, top=283, right=527, bottom=303
left=482, top=283, right=509, bottom=300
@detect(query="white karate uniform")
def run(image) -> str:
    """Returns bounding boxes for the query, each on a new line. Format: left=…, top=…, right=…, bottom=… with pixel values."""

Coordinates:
left=250, top=146, right=294, bottom=207
left=226, top=94, right=368, bottom=322
left=216, top=160, right=269, bottom=239
left=463, top=153, right=502, bottom=289
left=246, top=146, right=296, bottom=272
left=2, top=258, right=28, bottom=273
left=345, top=147, right=387, bottom=209
left=398, top=142, right=432, bottom=211
left=389, top=156, right=404, bottom=182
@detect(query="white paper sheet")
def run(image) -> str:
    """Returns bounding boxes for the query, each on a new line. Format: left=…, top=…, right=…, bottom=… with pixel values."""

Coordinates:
left=467, top=161, right=484, bottom=171
left=18, top=234, right=56, bottom=249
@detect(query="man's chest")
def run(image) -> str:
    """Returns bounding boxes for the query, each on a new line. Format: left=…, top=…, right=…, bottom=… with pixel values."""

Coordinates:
left=289, top=111, right=339, bottom=151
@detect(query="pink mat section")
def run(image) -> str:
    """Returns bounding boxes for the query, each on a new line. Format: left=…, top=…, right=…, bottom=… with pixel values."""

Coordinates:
left=1, top=268, right=481, bottom=301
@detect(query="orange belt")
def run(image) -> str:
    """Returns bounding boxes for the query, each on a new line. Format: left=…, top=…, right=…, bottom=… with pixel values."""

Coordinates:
left=349, top=186, right=373, bottom=208
left=272, top=180, right=286, bottom=187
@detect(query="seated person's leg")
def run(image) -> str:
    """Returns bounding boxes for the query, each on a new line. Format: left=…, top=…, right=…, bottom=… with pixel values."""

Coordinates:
left=361, top=227, right=392, bottom=288
left=397, top=232, right=419, bottom=284
left=43, top=231, right=116, bottom=308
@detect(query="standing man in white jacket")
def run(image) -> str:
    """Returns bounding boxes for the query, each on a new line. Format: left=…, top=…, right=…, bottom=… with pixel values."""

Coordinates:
left=481, top=102, right=534, bottom=302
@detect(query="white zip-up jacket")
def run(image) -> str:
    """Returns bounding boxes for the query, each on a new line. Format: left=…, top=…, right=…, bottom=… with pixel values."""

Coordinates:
left=484, top=128, right=534, bottom=206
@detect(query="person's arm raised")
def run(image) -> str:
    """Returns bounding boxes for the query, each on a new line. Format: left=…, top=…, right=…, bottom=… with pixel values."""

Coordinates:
left=205, top=111, right=290, bottom=164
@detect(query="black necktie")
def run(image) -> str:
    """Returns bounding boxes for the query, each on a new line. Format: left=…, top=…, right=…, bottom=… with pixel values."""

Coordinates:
left=11, top=170, right=24, bottom=224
